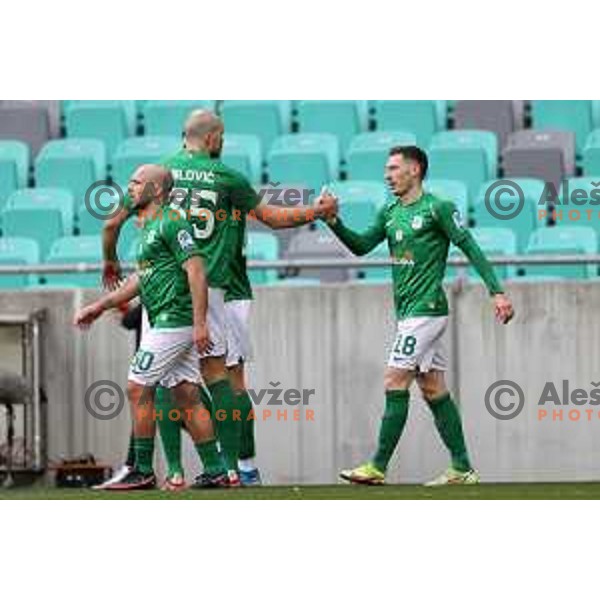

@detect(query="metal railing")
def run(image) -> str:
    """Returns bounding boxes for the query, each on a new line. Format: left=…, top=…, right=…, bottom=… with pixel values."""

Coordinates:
left=0, top=254, right=599, bottom=275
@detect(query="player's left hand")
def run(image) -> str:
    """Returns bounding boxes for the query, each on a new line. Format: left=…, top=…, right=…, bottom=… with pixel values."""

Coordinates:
left=494, top=293, right=514, bottom=324
left=193, top=322, right=213, bottom=355
left=73, top=302, right=105, bottom=329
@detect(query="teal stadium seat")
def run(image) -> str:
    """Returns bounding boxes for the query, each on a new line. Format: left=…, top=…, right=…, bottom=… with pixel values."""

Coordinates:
left=35, top=139, right=107, bottom=202
left=117, top=218, right=142, bottom=262
left=373, top=101, right=446, bottom=146
left=222, top=101, right=291, bottom=153
left=112, top=136, right=181, bottom=188
left=0, top=141, right=29, bottom=210
left=428, top=130, right=498, bottom=198
left=524, top=226, right=597, bottom=279
left=5, top=188, right=75, bottom=233
left=425, top=179, right=469, bottom=217
left=531, top=100, right=594, bottom=155
left=583, top=129, right=600, bottom=176
left=44, top=235, right=102, bottom=288
left=0, top=237, right=40, bottom=288
left=473, top=178, right=545, bottom=252
left=143, top=101, right=214, bottom=136
left=221, top=134, right=262, bottom=184
left=247, top=231, right=279, bottom=285
left=296, top=101, right=368, bottom=156
left=268, top=134, right=340, bottom=192
left=346, top=131, right=417, bottom=180
left=447, top=227, right=517, bottom=281
left=2, top=189, right=72, bottom=258
left=64, top=101, right=136, bottom=159
left=555, top=177, right=600, bottom=234
left=329, top=180, right=389, bottom=209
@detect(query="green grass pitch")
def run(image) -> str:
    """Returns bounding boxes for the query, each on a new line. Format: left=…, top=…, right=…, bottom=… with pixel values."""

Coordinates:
left=2, top=483, right=600, bottom=500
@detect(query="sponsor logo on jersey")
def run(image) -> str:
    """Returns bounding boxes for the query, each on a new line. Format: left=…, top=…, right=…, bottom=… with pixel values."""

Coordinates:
left=145, top=229, right=158, bottom=245
left=393, top=250, right=415, bottom=266
left=411, top=216, right=424, bottom=230
left=177, top=229, right=196, bottom=252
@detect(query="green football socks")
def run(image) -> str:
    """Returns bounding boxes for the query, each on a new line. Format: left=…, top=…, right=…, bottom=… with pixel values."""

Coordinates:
left=427, top=393, right=472, bottom=472
left=372, top=389, right=410, bottom=473
left=208, top=379, right=241, bottom=472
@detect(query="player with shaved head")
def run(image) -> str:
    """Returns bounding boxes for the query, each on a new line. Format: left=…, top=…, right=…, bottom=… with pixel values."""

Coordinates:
left=102, top=108, right=336, bottom=488
left=75, top=165, right=229, bottom=490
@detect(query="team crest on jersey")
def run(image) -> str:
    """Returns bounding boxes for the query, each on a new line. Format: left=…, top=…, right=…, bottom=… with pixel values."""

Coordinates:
left=411, top=216, right=424, bottom=230
left=395, top=230, right=404, bottom=243
left=177, top=229, right=195, bottom=252
left=145, top=229, right=157, bottom=245
left=452, top=210, right=465, bottom=229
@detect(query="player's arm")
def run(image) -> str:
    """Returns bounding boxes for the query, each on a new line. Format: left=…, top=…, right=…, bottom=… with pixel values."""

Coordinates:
left=102, top=204, right=133, bottom=290
left=434, top=201, right=514, bottom=324
left=326, top=204, right=387, bottom=256
left=162, top=215, right=212, bottom=354
left=183, top=256, right=211, bottom=355
left=230, top=174, right=335, bottom=229
left=74, top=274, right=140, bottom=329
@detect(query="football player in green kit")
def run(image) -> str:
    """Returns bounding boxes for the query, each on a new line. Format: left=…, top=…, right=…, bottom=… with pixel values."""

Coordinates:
left=101, top=109, right=336, bottom=488
left=327, top=146, right=514, bottom=486
left=75, top=165, right=230, bottom=490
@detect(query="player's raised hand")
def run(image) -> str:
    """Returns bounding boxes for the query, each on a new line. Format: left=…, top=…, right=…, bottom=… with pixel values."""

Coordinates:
left=494, top=293, right=514, bottom=324
left=73, top=302, right=105, bottom=329
left=102, top=260, right=123, bottom=291
left=193, top=322, right=213, bottom=355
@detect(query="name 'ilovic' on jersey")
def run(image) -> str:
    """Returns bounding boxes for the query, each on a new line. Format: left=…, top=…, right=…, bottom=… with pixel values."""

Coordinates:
left=171, top=169, right=216, bottom=184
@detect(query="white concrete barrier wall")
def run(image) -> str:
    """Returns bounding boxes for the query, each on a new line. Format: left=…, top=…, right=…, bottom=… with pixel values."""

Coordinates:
left=1, top=282, right=599, bottom=484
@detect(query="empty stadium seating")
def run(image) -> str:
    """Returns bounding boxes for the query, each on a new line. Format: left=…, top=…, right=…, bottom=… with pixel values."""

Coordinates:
left=0, top=141, right=30, bottom=209
left=1, top=99, right=600, bottom=287
left=222, top=134, right=263, bottom=184
left=346, top=131, right=417, bottom=180
left=372, top=101, right=445, bottom=146
left=428, top=130, right=498, bottom=197
left=284, top=227, right=354, bottom=283
left=268, top=134, right=340, bottom=191
left=0, top=237, right=40, bottom=288
left=524, top=226, right=597, bottom=279
left=112, top=136, right=180, bottom=187
left=473, top=178, right=545, bottom=252
left=531, top=100, right=594, bottom=155
left=143, top=101, right=214, bottom=136
left=64, top=101, right=136, bottom=159
left=453, top=100, right=524, bottom=147
left=246, top=231, right=279, bottom=285
left=503, top=130, right=576, bottom=188
left=296, top=101, right=368, bottom=155
left=583, top=129, right=600, bottom=175
left=223, top=101, right=291, bottom=152
left=35, top=139, right=107, bottom=201
left=43, top=235, right=103, bottom=288
left=0, top=104, right=50, bottom=156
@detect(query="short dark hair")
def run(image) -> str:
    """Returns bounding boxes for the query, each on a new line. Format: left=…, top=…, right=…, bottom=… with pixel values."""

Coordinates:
left=389, top=146, right=429, bottom=180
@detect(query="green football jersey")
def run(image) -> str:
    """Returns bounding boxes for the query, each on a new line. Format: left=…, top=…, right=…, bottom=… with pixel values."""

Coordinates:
left=136, top=206, right=203, bottom=329
left=161, top=149, right=261, bottom=290
left=330, top=193, right=503, bottom=319
left=224, top=211, right=253, bottom=302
